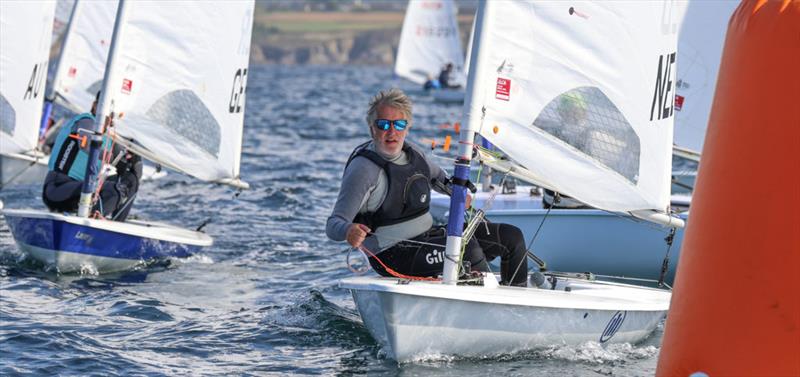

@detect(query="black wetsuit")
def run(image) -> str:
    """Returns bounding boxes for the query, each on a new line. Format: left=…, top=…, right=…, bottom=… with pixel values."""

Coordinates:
left=438, top=69, right=461, bottom=89
left=344, top=143, right=528, bottom=286
left=42, top=115, right=142, bottom=221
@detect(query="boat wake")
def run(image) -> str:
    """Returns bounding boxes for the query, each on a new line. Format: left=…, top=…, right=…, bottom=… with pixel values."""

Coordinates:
left=536, top=341, right=659, bottom=364
left=399, top=338, right=660, bottom=365
left=264, top=290, right=374, bottom=350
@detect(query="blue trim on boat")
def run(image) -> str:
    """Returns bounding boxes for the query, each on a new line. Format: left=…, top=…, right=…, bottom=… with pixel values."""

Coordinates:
left=4, top=214, right=198, bottom=260
left=446, top=163, right=470, bottom=237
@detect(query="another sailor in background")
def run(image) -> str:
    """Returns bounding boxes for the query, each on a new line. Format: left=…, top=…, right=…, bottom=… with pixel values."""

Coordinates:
left=423, top=73, right=441, bottom=91
left=43, top=92, right=142, bottom=221
left=326, top=89, right=528, bottom=286
left=437, top=62, right=461, bottom=89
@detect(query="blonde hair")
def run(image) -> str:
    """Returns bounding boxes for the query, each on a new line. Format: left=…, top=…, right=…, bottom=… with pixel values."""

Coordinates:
left=366, top=88, right=413, bottom=131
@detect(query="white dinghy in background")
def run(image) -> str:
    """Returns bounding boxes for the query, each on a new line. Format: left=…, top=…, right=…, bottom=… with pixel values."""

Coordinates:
left=342, top=0, right=686, bottom=362
left=2, top=0, right=255, bottom=274
left=0, top=1, right=56, bottom=187
left=394, top=0, right=466, bottom=102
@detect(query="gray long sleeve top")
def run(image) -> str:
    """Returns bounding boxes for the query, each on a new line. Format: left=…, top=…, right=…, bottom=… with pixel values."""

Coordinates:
left=326, top=141, right=450, bottom=252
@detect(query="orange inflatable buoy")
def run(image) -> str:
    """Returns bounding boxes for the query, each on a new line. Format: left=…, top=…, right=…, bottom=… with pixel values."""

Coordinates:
left=656, top=1, right=800, bottom=376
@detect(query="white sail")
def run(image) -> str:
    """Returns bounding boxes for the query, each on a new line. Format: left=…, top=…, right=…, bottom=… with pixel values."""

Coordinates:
left=102, top=1, right=254, bottom=186
left=673, top=0, right=739, bottom=153
left=0, top=1, right=56, bottom=155
left=395, top=0, right=464, bottom=85
left=51, top=0, right=118, bottom=113
left=52, top=0, right=76, bottom=48
left=467, top=1, right=686, bottom=213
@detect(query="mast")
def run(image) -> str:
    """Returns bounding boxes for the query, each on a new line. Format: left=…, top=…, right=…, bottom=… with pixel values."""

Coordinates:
left=442, top=0, right=493, bottom=284
left=39, top=0, right=82, bottom=142
left=77, top=0, right=128, bottom=218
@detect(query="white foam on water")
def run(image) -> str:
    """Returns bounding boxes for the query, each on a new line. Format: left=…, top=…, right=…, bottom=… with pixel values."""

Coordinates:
left=78, top=263, right=99, bottom=276
left=170, top=254, right=215, bottom=265
left=540, top=341, right=658, bottom=364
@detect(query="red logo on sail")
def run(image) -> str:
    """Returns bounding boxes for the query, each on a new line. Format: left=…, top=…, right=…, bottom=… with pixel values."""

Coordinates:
left=121, top=79, right=133, bottom=94
left=68, top=67, right=77, bottom=77
left=421, top=1, right=442, bottom=9
left=496, top=77, right=511, bottom=101
left=674, top=94, right=685, bottom=111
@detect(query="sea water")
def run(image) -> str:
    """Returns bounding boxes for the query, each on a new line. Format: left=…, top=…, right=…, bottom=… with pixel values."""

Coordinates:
left=1, top=65, right=664, bottom=376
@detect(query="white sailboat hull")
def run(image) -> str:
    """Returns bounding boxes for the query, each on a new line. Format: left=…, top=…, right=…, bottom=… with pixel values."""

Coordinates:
left=341, top=275, right=668, bottom=362
left=430, top=188, right=686, bottom=283
left=431, top=88, right=465, bottom=104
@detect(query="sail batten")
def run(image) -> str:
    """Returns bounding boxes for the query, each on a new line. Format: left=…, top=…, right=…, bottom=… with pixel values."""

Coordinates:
left=469, top=1, right=686, bottom=213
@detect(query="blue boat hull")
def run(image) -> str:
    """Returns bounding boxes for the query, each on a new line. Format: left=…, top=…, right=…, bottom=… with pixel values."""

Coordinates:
left=431, top=191, right=686, bottom=284
left=2, top=209, right=212, bottom=274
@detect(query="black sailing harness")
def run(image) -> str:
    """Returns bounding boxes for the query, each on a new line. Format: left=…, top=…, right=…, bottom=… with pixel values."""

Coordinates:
left=345, top=142, right=432, bottom=230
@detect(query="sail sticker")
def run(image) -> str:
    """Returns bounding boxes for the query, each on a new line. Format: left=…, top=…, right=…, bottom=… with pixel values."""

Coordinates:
left=496, top=77, right=511, bottom=101
left=599, top=310, right=627, bottom=343
left=68, top=67, right=77, bottom=77
left=121, top=79, right=133, bottom=94
left=674, top=95, right=685, bottom=111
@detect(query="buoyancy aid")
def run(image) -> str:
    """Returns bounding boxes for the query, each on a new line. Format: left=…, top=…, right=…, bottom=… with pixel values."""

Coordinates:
left=346, top=142, right=432, bottom=230
left=47, top=113, right=110, bottom=181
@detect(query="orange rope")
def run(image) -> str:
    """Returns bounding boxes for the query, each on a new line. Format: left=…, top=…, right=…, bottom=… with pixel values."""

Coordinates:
left=357, top=245, right=441, bottom=282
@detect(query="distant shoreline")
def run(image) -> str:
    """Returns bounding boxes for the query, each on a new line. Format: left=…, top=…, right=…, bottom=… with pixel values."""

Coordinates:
left=250, top=11, right=474, bottom=65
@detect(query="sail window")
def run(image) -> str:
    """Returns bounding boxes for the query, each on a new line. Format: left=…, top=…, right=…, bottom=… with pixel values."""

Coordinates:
left=532, top=86, right=641, bottom=184
left=145, top=89, right=221, bottom=158
left=0, top=94, right=15, bottom=136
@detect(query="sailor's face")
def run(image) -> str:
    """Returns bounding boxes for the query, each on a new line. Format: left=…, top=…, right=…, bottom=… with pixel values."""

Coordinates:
left=371, top=105, right=409, bottom=157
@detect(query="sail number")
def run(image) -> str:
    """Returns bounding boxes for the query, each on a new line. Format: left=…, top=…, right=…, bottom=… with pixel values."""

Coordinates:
left=650, top=52, right=676, bottom=121
left=23, top=61, right=47, bottom=100
left=229, top=68, right=248, bottom=113
left=416, top=26, right=456, bottom=38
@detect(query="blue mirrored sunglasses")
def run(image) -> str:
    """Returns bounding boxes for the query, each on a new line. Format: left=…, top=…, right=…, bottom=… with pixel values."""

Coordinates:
left=374, top=119, right=408, bottom=131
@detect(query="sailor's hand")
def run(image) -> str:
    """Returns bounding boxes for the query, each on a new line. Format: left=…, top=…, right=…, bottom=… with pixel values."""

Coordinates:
left=347, top=223, right=370, bottom=248
left=466, top=193, right=473, bottom=209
